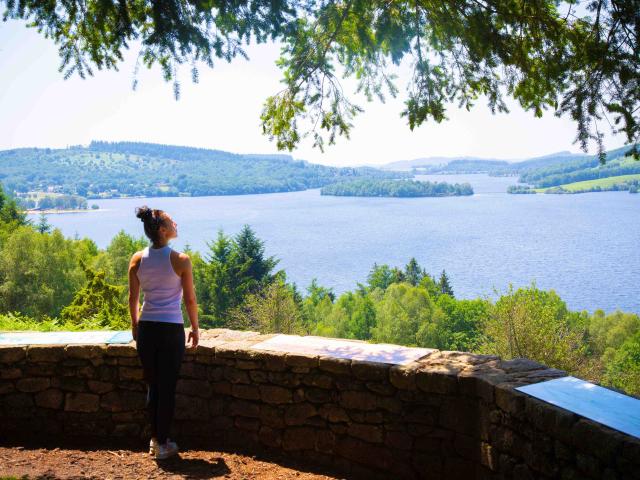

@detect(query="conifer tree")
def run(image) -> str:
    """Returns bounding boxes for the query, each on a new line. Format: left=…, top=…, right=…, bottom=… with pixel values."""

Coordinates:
left=438, top=270, right=454, bottom=297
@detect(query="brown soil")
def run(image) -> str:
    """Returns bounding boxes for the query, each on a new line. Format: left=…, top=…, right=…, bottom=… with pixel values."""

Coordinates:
left=0, top=440, right=343, bottom=480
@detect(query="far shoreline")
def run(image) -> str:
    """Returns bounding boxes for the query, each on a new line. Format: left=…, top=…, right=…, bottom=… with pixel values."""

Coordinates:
left=26, top=208, right=102, bottom=215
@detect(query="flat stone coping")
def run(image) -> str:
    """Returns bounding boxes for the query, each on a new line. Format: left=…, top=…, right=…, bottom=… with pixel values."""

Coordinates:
left=251, top=334, right=435, bottom=365
left=0, top=331, right=132, bottom=345
left=517, top=376, right=640, bottom=439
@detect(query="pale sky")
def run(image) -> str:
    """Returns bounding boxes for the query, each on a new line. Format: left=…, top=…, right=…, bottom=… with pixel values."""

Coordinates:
left=0, top=19, right=627, bottom=167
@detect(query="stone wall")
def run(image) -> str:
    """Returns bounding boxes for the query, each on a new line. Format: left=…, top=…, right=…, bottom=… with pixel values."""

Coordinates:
left=1, top=329, right=638, bottom=479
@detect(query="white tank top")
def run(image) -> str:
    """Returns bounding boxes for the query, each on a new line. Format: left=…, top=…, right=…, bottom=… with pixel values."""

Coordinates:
left=137, top=245, right=183, bottom=324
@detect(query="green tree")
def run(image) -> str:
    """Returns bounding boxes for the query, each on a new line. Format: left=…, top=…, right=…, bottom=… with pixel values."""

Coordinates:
left=60, top=262, right=129, bottom=329
left=603, top=331, right=640, bottom=397
left=0, top=227, right=85, bottom=318
left=404, top=258, right=425, bottom=286
left=416, top=295, right=489, bottom=351
left=372, top=282, right=436, bottom=346
left=36, top=212, right=51, bottom=234
left=6, top=1, right=636, bottom=156
left=438, top=270, right=454, bottom=297
left=481, top=284, right=587, bottom=374
left=230, top=280, right=303, bottom=334
left=367, top=263, right=404, bottom=291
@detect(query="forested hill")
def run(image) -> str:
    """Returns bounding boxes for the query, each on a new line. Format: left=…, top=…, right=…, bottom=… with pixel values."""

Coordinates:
left=0, top=142, right=407, bottom=198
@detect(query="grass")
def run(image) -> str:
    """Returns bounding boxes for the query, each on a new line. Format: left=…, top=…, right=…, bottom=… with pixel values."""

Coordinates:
left=535, top=173, right=640, bottom=193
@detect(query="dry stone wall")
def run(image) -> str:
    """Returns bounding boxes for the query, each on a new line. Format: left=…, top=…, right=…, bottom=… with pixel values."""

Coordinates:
left=1, top=329, right=638, bottom=479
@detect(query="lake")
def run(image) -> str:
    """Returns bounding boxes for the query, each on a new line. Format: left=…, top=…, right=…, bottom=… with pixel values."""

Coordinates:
left=30, top=174, right=640, bottom=314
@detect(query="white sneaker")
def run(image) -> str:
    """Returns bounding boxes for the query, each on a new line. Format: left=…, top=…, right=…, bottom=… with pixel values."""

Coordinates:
left=149, top=437, right=159, bottom=455
left=154, top=440, right=179, bottom=460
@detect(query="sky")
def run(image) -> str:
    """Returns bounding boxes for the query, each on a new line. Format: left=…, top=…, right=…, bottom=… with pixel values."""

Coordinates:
left=0, top=19, right=627, bottom=167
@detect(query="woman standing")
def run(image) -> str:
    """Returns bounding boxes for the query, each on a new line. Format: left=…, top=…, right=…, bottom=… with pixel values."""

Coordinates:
left=128, top=206, right=199, bottom=460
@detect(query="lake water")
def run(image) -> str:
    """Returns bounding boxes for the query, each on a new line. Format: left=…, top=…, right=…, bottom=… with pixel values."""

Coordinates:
left=30, top=174, right=640, bottom=314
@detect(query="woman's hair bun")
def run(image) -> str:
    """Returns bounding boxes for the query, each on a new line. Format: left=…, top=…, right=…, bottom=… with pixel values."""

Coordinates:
left=135, top=206, right=153, bottom=222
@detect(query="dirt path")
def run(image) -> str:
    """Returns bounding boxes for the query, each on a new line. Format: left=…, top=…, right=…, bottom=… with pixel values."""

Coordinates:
left=0, top=442, right=343, bottom=480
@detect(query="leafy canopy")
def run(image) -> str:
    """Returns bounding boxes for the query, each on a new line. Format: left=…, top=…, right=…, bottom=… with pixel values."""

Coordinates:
left=3, top=0, right=637, bottom=157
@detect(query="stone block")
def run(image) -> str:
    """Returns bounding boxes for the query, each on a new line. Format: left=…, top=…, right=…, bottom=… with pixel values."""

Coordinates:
left=64, top=392, right=99, bottom=412
left=416, top=368, right=458, bottom=394
left=458, top=369, right=506, bottom=403
left=0, top=381, right=15, bottom=394
left=229, top=399, right=260, bottom=418
left=285, top=353, right=318, bottom=368
left=33, top=388, right=63, bottom=409
left=0, top=346, right=26, bottom=364
left=248, top=370, right=268, bottom=383
left=176, top=379, right=212, bottom=398
left=267, top=371, right=300, bottom=387
left=318, top=356, right=351, bottom=375
left=572, top=419, right=623, bottom=462
left=65, top=345, right=105, bottom=359
left=284, top=402, right=317, bottom=425
left=258, top=351, right=287, bottom=372
left=439, top=397, right=479, bottom=435
left=318, top=404, right=350, bottom=423
left=385, top=430, right=413, bottom=450
left=372, top=394, right=400, bottom=413
left=340, top=390, right=377, bottom=411
left=105, top=344, right=137, bottom=357
left=113, top=423, right=140, bottom=436
left=207, top=366, right=224, bottom=382
left=235, top=359, right=261, bottom=370
left=16, top=377, right=50, bottom=392
left=223, top=366, right=250, bottom=384
left=179, top=362, right=208, bottom=379
left=337, top=436, right=393, bottom=470
left=301, top=372, right=334, bottom=389
left=0, top=367, right=21, bottom=379
left=348, top=423, right=383, bottom=443
left=349, top=410, right=384, bottom=424
left=404, top=404, right=437, bottom=425
left=207, top=381, right=229, bottom=396
left=259, top=425, right=282, bottom=448
left=100, top=390, right=146, bottom=412
left=118, top=367, right=143, bottom=381
left=87, top=380, right=115, bottom=394
left=24, top=363, right=57, bottom=377
left=260, top=404, right=285, bottom=428
left=282, top=427, right=317, bottom=451
left=235, top=416, right=260, bottom=431
left=315, top=429, right=336, bottom=453
left=27, top=345, right=64, bottom=362
left=351, top=360, right=389, bottom=382
left=365, top=381, right=396, bottom=396
left=117, top=357, right=141, bottom=366
left=174, top=394, right=208, bottom=420
left=231, top=384, right=260, bottom=401
left=494, top=382, right=527, bottom=417
left=576, top=452, right=601, bottom=478
left=389, top=365, right=418, bottom=390
left=52, top=376, right=86, bottom=392
left=260, top=385, right=292, bottom=404
left=305, top=387, right=333, bottom=404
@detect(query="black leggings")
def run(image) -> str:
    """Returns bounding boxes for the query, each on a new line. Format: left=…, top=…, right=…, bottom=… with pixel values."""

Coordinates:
left=136, top=321, right=185, bottom=444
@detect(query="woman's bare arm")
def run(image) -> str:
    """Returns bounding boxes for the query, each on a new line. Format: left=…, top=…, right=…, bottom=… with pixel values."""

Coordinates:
left=128, top=252, right=142, bottom=340
left=178, top=253, right=200, bottom=347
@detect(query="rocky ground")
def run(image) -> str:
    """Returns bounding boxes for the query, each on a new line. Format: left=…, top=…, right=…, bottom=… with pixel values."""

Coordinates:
left=0, top=439, right=342, bottom=480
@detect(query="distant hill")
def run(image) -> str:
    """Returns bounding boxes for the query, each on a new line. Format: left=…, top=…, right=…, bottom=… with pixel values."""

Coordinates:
left=381, top=156, right=502, bottom=171
left=0, top=141, right=407, bottom=198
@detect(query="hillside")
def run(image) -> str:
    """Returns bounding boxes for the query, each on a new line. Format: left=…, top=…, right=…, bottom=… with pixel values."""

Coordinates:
left=0, top=141, right=407, bottom=198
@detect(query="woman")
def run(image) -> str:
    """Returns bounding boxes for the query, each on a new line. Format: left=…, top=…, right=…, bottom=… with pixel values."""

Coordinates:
left=128, top=206, right=199, bottom=460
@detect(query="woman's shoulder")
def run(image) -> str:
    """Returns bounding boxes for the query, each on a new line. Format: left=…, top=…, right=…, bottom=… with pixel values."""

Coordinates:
left=169, top=249, right=191, bottom=267
left=128, top=249, right=145, bottom=272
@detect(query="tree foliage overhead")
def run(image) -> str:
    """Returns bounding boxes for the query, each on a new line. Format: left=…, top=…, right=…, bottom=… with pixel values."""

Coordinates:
left=3, top=0, right=638, bottom=157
